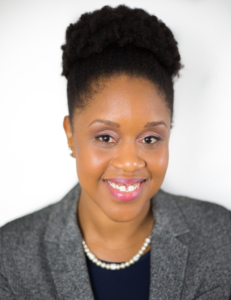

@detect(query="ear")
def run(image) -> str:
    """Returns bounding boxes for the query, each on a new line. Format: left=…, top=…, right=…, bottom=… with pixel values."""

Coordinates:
left=63, top=116, right=76, bottom=158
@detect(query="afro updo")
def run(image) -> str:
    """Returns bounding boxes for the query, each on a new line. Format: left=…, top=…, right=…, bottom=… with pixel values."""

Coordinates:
left=61, top=5, right=182, bottom=124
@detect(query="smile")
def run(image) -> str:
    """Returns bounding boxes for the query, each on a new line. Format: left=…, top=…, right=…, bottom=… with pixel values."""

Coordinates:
left=107, top=180, right=142, bottom=192
left=103, top=178, right=147, bottom=202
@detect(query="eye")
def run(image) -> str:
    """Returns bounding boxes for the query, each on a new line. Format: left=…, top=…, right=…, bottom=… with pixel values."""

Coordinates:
left=96, top=135, right=115, bottom=143
left=141, top=136, right=160, bottom=144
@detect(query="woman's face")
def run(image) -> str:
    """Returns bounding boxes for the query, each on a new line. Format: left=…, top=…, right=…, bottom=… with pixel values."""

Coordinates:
left=64, top=74, right=171, bottom=222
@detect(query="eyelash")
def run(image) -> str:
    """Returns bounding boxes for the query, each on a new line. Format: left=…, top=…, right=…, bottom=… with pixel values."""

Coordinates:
left=95, top=135, right=161, bottom=144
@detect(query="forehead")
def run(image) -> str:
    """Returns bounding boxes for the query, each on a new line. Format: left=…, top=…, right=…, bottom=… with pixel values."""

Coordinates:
left=75, top=74, right=171, bottom=129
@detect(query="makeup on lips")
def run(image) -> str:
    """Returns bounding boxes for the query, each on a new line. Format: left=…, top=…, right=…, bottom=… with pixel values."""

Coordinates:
left=103, top=178, right=147, bottom=202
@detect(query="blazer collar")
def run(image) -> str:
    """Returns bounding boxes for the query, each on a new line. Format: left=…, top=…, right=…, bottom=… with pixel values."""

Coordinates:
left=44, top=183, right=94, bottom=300
left=149, top=189, right=190, bottom=300
left=44, top=184, right=190, bottom=300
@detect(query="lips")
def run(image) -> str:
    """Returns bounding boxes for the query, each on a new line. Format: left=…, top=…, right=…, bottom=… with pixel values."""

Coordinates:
left=103, top=178, right=147, bottom=202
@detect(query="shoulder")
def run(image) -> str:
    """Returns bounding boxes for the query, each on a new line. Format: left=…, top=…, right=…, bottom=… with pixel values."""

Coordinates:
left=153, top=190, right=231, bottom=295
left=156, top=189, right=231, bottom=239
left=0, top=184, right=80, bottom=298
left=0, top=184, right=79, bottom=254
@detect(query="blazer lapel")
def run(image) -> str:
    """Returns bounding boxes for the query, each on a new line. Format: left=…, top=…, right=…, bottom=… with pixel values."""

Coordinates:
left=44, top=184, right=94, bottom=300
left=149, top=190, right=190, bottom=300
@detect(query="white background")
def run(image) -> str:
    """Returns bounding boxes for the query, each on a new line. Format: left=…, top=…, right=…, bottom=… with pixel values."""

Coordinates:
left=0, top=0, right=231, bottom=227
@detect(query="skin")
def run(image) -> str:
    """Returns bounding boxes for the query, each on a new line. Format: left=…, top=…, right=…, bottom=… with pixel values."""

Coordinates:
left=63, top=74, right=171, bottom=262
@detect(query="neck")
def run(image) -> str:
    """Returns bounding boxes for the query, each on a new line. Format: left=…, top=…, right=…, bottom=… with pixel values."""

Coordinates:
left=77, top=189, right=154, bottom=262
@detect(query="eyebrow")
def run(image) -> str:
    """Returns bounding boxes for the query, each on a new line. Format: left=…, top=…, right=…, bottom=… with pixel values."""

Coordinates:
left=89, top=119, right=167, bottom=128
left=144, top=121, right=167, bottom=128
left=89, top=119, right=120, bottom=128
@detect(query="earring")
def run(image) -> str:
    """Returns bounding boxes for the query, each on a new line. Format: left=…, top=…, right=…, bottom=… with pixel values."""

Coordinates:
left=68, top=146, right=74, bottom=158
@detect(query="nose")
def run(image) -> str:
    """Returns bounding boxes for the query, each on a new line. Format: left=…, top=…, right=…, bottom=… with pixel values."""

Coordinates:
left=111, top=141, right=146, bottom=172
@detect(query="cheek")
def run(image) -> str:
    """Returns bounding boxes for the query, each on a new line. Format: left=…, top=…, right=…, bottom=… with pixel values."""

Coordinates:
left=75, top=141, right=110, bottom=182
left=147, top=145, right=169, bottom=177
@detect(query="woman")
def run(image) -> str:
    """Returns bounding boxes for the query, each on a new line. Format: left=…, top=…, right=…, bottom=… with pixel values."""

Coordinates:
left=0, top=5, right=230, bottom=300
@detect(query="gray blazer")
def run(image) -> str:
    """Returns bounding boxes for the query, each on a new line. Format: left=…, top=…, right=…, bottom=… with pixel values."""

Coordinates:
left=0, top=183, right=231, bottom=300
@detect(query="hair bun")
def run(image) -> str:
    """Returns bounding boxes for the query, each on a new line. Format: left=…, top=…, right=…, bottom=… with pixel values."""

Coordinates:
left=61, top=5, right=182, bottom=78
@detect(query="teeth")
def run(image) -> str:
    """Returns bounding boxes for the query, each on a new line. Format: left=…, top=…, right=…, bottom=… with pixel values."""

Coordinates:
left=119, top=185, right=126, bottom=192
left=107, top=180, right=142, bottom=192
left=128, top=185, right=135, bottom=192
left=112, top=182, right=117, bottom=189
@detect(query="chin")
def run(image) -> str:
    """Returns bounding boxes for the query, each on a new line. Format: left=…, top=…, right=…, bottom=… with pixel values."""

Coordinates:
left=107, top=215, right=137, bottom=223
left=103, top=206, right=142, bottom=223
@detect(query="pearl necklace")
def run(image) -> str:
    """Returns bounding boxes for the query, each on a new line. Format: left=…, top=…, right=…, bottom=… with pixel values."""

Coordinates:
left=82, top=236, right=151, bottom=270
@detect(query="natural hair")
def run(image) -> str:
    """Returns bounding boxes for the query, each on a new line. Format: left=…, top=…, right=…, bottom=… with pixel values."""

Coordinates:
left=61, top=5, right=182, bottom=126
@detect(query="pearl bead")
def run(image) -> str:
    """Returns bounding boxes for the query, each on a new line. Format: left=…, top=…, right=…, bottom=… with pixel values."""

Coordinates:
left=110, top=264, right=117, bottom=270
left=134, top=255, right=139, bottom=261
left=88, top=253, right=95, bottom=260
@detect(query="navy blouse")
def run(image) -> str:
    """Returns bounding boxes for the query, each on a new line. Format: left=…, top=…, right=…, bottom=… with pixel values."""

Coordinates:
left=86, top=250, right=150, bottom=300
